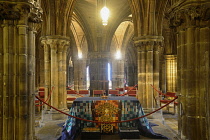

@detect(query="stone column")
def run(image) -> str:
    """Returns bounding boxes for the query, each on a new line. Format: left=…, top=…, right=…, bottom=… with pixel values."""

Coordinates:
left=126, top=63, right=137, bottom=87
left=41, top=36, right=69, bottom=120
left=134, top=36, right=163, bottom=112
left=73, top=59, right=87, bottom=91
left=0, top=1, right=42, bottom=140
left=42, top=41, right=50, bottom=110
left=159, top=50, right=166, bottom=93
left=58, top=40, right=68, bottom=110
left=51, top=40, right=59, bottom=110
left=165, top=55, right=177, bottom=92
left=111, top=60, right=125, bottom=89
left=89, top=52, right=109, bottom=95
left=67, top=60, right=74, bottom=87
left=37, top=42, right=45, bottom=87
left=28, top=23, right=37, bottom=139
left=73, top=60, right=79, bottom=91
left=168, top=1, right=210, bottom=139
left=62, top=45, right=68, bottom=110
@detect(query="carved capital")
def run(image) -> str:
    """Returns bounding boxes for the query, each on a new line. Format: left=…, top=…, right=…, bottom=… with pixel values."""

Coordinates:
left=164, top=55, right=177, bottom=60
left=133, top=35, right=163, bottom=51
left=40, top=36, right=70, bottom=51
left=136, top=45, right=162, bottom=52
left=57, top=40, right=70, bottom=52
left=167, top=10, right=184, bottom=28
left=0, top=3, right=21, bottom=20
left=47, top=39, right=58, bottom=51
left=0, top=1, right=42, bottom=23
left=167, top=2, right=210, bottom=28
left=30, top=23, right=41, bottom=32
left=58, top=40, right=70, bottom=47
left=28, top=0, right=43, bottom=23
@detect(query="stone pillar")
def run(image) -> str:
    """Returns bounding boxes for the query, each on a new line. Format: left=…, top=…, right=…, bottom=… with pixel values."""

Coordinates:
left=165, top=55, right=177, bottom=92
left=89, top=52, right=109, bottom=95
left=37, top=42, right=45, bottom=87
left=134, top=36, right=163, bottom=112
left=159, top=49, right=166, bottom=93
left=73, top=60, right=79, bottom=91
left=0, top=1, right=42, bottom=140
left=126, top=63, right=137, bottom=87
left=67, top=61, right=74, bottom=88
left=58, top=41, right=68, bottom=110
left=62, top=45, right=68, bottom=109
left=28, top=23, right=37, bottom=139
left=111, top=60, right=125, bottom=89
left=73, top=59, right=87, bottom=91
left=41, top=36, right=69, bottom=120
left=168, top=1, right=210, bottom=139
left=42, top=41, right=50, bottom=110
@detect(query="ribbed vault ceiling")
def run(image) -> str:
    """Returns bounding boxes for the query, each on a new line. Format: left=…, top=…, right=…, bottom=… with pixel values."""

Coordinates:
left=70, top=0, right=135, bottom=61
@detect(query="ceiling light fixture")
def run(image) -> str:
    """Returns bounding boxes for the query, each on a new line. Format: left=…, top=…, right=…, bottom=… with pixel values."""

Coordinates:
left=100, top=0, right=110, bottom=26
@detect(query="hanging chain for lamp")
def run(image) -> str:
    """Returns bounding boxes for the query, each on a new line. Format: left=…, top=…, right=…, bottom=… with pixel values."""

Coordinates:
left=100, top=0, right=110, bottom=26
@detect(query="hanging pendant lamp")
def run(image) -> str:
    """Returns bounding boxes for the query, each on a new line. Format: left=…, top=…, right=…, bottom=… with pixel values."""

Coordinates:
left=100, top=0, right=110, bottom=26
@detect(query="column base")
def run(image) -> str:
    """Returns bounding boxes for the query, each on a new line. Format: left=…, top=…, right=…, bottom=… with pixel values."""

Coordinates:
left=39, top=109, right=69, bottom=127
left=50, top=109, right=67, bottom=120
left=63, top=108, right=70, bottom=112
left=180, top=132, right=186, bottom=140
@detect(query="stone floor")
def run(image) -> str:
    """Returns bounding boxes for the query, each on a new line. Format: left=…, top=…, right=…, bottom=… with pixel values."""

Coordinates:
left=35, top=106, right=179, bottom=140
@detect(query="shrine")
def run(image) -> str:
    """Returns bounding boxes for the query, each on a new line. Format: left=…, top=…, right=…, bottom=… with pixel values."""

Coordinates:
left=61, top=97, right=169, bottom=139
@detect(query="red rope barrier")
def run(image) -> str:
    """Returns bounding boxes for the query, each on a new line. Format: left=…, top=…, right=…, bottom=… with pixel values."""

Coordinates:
left=120, top=84, right=138, bottom=96
left=35, top=95, right=178, bottom=124
left=150, top=84, right=168, bottom=96
left=35, top=86, right=54, bottom=106
left=150, top=84, right=178, bottom=98
left=71, top=90, right=84, bottom=97
left=67, top=85, right=74, bottom=89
